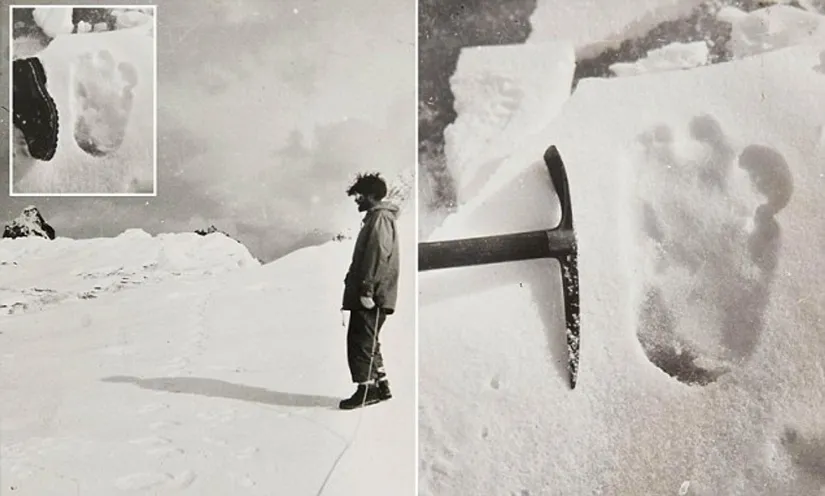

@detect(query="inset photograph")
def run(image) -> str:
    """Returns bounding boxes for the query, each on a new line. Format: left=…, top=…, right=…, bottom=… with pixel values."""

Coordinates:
left=10, top=5, right=156, bottom=196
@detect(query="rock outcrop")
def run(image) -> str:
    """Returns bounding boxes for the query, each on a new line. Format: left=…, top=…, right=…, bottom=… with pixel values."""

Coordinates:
left=194, top=224, right=227, bottom=237
left=3, top=206, right=55, bottom=240
left=194, top=224, right=262, bottom=263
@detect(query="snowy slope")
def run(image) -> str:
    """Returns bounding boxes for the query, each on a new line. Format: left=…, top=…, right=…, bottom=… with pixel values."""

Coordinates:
left=13, top=18, right=155, bottom=194
left=609, top=40, right=710, bottom=76
left=529, top=0, right=704, bottom=56
left=721, top=5, right=825, bottom=58
left=530, top=2, right=825, bottom=77
left=31, top=7, right=74, bottom=39
left=1, top=212, right=415, bottom=494
left=420, top=28, right=825, bottom=496
left=0, top=229, right=259, bottom=316
left=444, top=42, right=574, bottom=206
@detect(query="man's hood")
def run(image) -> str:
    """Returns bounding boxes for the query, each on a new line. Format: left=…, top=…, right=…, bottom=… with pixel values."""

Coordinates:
left=368, top=201, right=401, bottom=219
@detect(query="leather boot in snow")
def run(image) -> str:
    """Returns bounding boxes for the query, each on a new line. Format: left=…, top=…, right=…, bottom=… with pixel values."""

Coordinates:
left=339, top=383, right=382, bottom=410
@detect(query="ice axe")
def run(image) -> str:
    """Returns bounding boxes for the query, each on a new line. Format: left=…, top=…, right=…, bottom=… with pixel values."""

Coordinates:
left=418, top=145, right=580, bottom=389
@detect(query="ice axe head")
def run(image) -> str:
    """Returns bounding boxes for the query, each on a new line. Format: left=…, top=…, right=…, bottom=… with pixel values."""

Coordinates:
left=544, top=145, right=580, bottom=390
left=544, top=145, right=573, bottom=232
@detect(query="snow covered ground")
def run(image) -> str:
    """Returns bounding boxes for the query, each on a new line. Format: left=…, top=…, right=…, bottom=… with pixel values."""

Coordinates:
left=0, top=229, right=259, bottom=316
left=608, top=40, right=710, bottom=76
left=420, top=4, right=825, bottom=495
left=443, top=42, right=574, bottom=206
left=12, top=7, right=155, bottom=195
left=1, top=210, right=416, bottom=494
left=721, top=4, right=825, bottom=57
left=529, top=0, right=704, bottom=56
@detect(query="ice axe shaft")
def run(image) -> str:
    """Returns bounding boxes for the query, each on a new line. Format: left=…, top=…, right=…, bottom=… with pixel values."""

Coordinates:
left=418, top=229, right=574, bottom=270
left=417, top=146, right=580, bottom=389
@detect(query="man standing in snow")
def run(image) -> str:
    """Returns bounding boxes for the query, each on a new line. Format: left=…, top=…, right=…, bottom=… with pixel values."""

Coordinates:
left=340, top=172, right=400, bottom=410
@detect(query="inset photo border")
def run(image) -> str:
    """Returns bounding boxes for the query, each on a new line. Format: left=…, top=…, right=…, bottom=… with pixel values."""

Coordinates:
left=9, top=4, right=157, bottom=197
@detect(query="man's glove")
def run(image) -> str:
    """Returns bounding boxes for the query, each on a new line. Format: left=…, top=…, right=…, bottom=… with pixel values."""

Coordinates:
left=360, top=296, right=376, bottom=309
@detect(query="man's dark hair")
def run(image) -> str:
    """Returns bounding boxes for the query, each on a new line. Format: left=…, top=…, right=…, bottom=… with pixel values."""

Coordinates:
left=346, top=172, right=387, bottom=200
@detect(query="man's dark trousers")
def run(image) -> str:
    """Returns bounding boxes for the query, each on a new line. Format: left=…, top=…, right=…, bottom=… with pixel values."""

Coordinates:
left=347, top=308, right=387, bottom=383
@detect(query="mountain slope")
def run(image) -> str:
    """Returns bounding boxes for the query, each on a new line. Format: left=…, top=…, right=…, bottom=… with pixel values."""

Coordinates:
left=0, top=229, right=259, bottom=316
left=1, top=212, right=415, bottom=495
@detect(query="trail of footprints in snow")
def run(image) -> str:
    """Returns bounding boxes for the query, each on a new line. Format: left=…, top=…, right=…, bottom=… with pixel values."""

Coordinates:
left=160, top=285, right=214, bottom=375
left=123, top=404, right=262, bottom=490
left=118, top=416, right=194, bottom=491
left=118, top=286, right=218, bottom=491
left=477, top=374, right=502, bottom=440
left=634, top=114, right=793, bottom=385
left=418, top=420, right=458, bottom=490
left=129, top=435, right=184, bottom=457
left=119, top=410, right=238, bottom=490
left=126, top=284, right=264, bottom=491
left=114, top=470, right=196, bottom=492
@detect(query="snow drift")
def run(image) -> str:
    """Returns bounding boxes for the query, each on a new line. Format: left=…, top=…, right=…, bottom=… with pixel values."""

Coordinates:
left=1, top=209, right=415, bottom=494
left=609, top=40, right=709, bottom=76
left=528, top=2, right=825, bottom=82
left=444, top=42, right=575, bottom=206
left=0, top=228, right=259, bottom=316
left=721, top=5, right=825, bottom=58
left=529, top=0, right=705, bottom=57
left=420, top=18, right=825, bottom=496
left=13, top=13, right=155, bottom=194
left=31, top=7, right=74, bottom=39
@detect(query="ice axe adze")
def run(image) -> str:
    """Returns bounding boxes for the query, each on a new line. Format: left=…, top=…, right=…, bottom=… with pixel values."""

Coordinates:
left=418, top=145, right=580, bottom=389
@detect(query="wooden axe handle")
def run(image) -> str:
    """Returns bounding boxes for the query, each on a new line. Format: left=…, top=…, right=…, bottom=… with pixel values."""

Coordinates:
left=418, top=229, right=575, bottom=271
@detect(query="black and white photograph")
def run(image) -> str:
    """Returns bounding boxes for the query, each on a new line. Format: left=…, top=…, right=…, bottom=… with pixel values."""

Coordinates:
left=418, top=1, right=825, bottom=495
left=10, top=5, right=157, bottom=196
left=1, top=1, right=415, bottom=494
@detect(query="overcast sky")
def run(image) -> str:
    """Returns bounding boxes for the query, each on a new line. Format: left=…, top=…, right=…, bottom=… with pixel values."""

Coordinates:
left=1, top=0, right=415, bottom=262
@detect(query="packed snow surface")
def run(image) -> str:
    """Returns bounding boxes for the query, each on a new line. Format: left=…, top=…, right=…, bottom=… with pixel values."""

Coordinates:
left=609, top=41, right=709, bottom=76
left=444, top=42, right=574, bottom=206
left=721, top=5, right=825, bottom=57
left=420, top=20, right=825, bottom=496
left=529, top=0, right=705, bottom=55
left=530, top=1, right=825, bottom=62
left=0, top=229, right=259, bottom=316
left=32, top=7, right=74, bottom=38
left=13, top=17, right=155, bottom=194
left=1, top=214, right=415, bottom=494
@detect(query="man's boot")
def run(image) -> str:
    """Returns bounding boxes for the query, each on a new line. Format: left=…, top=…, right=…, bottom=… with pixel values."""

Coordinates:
left=375, top=378, right=392, bottom=401
left=339, top=383, right=382, bottom=410
left=374, top=369, right=392, bottom=401
left=13, top=57, right=59, bottom=162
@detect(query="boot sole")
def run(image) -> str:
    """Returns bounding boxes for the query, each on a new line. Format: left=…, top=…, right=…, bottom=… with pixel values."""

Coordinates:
left=13, top=58, right=59, bottom=162
left=339, top=396, right=389, bottom=410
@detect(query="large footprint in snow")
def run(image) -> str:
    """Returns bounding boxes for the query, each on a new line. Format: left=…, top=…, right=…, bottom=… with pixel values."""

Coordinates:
left=71, top=49, right=138, bottom=156
left=633, top=114, right=793, bottom=385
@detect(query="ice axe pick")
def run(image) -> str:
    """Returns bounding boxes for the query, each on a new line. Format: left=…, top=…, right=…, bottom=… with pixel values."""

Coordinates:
left=418, top=145, right=581, bottom=389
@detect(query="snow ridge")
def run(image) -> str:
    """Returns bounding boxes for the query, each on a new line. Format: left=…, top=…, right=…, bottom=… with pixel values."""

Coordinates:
left=0, top=229, right=259, bottom=317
